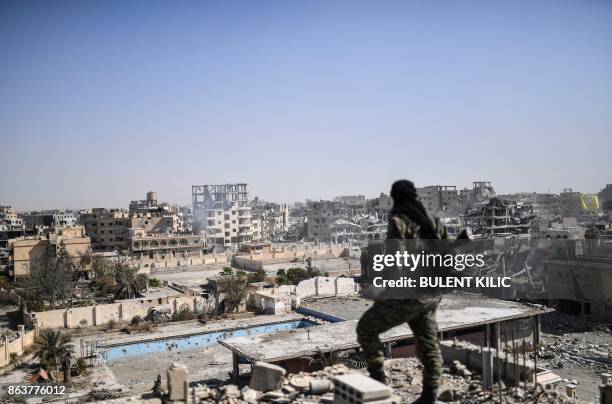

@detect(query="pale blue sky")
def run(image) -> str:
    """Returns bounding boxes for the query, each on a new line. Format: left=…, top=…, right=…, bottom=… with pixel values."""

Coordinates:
left=1, top=1, right=611, bottom=210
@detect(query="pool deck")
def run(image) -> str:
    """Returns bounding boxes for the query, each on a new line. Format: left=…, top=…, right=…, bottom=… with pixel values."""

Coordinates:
left=79, top=313, right=303, bottom=349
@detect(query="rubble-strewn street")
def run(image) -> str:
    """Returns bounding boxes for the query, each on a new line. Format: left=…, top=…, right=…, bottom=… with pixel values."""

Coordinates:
left=538, top=312, right=612, bottom=402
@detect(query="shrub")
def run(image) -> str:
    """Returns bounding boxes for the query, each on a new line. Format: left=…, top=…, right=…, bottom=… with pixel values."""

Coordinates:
left=148, top=278, right=162, bottom=288
left=173, top=307, right=196, bottom=322
left=76, top=358, right=87, bottom=374
left=130, top=315, right=143, bottom=326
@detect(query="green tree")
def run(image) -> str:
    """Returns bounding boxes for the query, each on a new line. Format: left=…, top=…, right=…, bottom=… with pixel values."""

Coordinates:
left=149, top=277, right=162, bottom=288
left=33, top=330, right=74, bottom=370
left=91, top=257, right=116, bottom=297
left=114, top=264, right=148, bottom=299
left=248, top=268, right=266, bottom=283
left=275, top=266, right=321, bottom=285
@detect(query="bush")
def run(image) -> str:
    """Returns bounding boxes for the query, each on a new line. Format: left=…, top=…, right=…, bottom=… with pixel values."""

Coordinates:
left=76, top=358, right=87, bottom=374
left=106, top=319, right=118, bottom=330
left=130, top=315, right=143, bottom=326
left=148, top=278, right=162, bottom=288
left=173, top=307, right=196, bottom=322
left=248, top=268, right=266, bottom=283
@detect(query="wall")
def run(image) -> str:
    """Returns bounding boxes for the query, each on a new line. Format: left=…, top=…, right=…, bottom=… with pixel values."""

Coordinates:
left=131, top=253, right=230, bottom=272
left=232, top=244, right=345, bottom=271
left=26, top=295, right=211, bottom=329
left=251, top=276, right=359, bottom=314
left=0, top=326, right=37, bottom=368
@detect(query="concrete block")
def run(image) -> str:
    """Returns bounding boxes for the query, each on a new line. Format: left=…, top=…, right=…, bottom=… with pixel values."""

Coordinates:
left=565, top=384, right=576, bottom=399
left=249, top=361, right=286, bottom=392
left=333, top=373, right=392, bottom=404
left=602, top=373, right=612, bottom=385
left=167, top=362, right=188, bottom=401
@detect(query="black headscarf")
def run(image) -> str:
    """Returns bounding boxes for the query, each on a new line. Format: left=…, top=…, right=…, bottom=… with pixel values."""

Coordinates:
left=390, top=180, right=437, bottom=239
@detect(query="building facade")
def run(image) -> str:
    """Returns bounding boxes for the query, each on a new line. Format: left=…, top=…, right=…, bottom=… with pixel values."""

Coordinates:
left=192, top=184, right=253, bottom=249
left=79, top=208, right=178, bottom=252
left=23, top=210, right=77, bottom=229
left=8, top=226, right=91, bottom=277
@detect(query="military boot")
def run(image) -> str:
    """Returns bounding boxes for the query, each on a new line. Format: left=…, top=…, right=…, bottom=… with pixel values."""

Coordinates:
left=367, top=368, right=388, bottom=384
left=411, top=387, right=440, bottom=404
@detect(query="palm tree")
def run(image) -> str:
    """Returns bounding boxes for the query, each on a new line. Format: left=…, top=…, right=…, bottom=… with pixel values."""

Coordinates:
left=33, top=330, right=74, bottom=370
left=114, top=264, right=148, bottom=299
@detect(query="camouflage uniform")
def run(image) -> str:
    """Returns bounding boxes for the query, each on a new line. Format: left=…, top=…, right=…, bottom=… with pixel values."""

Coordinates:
left=356, top=214, right=447, bottom=390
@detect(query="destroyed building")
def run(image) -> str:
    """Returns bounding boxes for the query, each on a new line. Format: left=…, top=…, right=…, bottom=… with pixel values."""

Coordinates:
left=463, top=197, right=535, bottom=237
left=250, top=198, right=289, bottom=242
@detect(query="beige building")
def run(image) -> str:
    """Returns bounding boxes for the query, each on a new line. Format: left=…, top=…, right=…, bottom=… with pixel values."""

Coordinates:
left=416, top=185, right=460, bottom=213
left=129, top=228, right=206, bottom=260
left=251, top=200, right=289, bottom=242
left=79, top=208, right=178, bottom=252
left=9, top=226, right=91, bottom=277
left=366, top=193, right=393, bottom=221
left=305, top=201, right=347, bottom=241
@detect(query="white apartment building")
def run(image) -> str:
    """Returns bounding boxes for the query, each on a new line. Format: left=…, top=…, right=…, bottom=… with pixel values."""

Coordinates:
left=192, top=183, right=253, bottom=249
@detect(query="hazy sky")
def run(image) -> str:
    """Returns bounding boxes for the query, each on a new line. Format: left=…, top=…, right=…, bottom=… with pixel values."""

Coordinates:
left=1, top=1, right=611, bottom=211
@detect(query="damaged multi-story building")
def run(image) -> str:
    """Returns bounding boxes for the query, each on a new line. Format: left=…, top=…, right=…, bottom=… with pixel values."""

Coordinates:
left=23, top=209, right=77, bottom=229
left=8, top=225, right=91, bottom=277
left=305, top=197, right=387, bottom=243
left=1, top=205, right=26, bottom=271
left=498, top=193, right=561, bottom=219
left=250, top=197, right=289, bottom=242
left=304, top=200, right=346, bottom=242
left=463, top=197, right=535, bottom=236
left=79, top=208, right=178, bottom=252
left=192, top=183, right=253, bottom=250
left=416, top=185, right=461, bottom=214
left=366, top=193, right=393, bottom=221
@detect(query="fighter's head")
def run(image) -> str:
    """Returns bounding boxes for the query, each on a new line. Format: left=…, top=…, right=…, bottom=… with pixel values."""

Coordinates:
left=390, top=180, right=418, bottom=203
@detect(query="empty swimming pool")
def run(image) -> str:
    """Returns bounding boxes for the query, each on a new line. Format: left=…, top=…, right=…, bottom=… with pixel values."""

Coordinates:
left=102, top=319, right=316, bottom=363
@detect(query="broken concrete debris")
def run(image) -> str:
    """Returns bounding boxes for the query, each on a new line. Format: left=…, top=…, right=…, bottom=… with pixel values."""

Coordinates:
left=248, top=361, right=287, bottom=392
left=116, top=357, right=578, bottom=404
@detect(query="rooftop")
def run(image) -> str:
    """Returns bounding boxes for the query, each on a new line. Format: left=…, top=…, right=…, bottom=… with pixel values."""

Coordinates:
left=220, top=294, right=551, bottom=363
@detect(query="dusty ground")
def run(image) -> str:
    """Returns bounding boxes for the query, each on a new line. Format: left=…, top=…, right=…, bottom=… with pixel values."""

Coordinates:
left=108, top=342, right=239, bottom=394
left=539, top=312, right=611, bottom=403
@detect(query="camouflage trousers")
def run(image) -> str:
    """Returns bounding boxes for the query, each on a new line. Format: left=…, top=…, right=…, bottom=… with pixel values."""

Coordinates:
left=356, top=298, right=442, bottom=389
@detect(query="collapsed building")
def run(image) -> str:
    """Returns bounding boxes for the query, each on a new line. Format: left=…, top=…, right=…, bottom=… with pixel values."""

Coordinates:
left=463, top=197, right=535, bottom=237
left=305, top=200, right=387, bottom=244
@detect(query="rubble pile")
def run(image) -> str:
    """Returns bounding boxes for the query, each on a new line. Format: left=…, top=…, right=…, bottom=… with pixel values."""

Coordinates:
left=147, top=359, right=577, bottom=404
left=536, top=333, right=611, bottom=375
left=541, top=311, right=611, bottom=334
